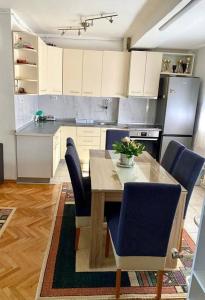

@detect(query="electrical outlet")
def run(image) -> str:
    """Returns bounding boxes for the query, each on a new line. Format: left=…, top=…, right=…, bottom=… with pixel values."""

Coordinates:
left=51, top=95, right=58, bottom=101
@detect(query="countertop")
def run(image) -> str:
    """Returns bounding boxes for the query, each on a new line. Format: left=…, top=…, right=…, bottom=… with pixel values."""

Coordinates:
left=15, top=120, right=162, bottom=136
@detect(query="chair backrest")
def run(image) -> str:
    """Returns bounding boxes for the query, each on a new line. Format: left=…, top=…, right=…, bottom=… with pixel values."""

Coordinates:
left=105, top=129, right=130, bottom=150
left=65, top=145, right=85, bottom=215
left=66, top=137, right=82, bottom=175
left=172, top=148, right=204, bottom=218
left=161, top=140, right=185, bottom=173
left=116, top=182, right=181, bottom=257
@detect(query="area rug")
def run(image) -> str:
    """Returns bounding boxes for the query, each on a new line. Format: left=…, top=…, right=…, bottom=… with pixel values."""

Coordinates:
left=36, top=183, right=195, bottom=300
left=0, top=207, right=16, bottom=237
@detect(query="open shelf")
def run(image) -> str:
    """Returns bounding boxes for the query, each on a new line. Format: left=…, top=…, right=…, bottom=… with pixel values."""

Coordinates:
left=13, top=31, right=39, bottom=95
left=15, top=63, right=37, bottom=68
left=15, top=78, right=38, bottom=82
left=161, top=71, right=192, bottom=77
left=161, top=52, right=195, bottom=76
left=14, top=47, right=37, bottom=53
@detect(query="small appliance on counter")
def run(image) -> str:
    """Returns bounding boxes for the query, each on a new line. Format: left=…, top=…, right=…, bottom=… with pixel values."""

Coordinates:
left=34, top=111, right=56, bottom=122
left=46, top=115, right=56, bottom=121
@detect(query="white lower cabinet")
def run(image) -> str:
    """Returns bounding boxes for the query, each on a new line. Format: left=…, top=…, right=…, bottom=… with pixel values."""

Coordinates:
left=53, top=130, right=61, bottom=176
left=17, top=135, right=53, bottom=179
left=17, top=125, right=124, bottom=181
left=60, top=126, right=77, bottom=159
left=76, top=127, right=101, bottom=163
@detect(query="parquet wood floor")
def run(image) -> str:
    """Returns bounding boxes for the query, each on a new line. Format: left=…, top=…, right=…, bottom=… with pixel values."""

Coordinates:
left=0, top=182, right=61, bottom=300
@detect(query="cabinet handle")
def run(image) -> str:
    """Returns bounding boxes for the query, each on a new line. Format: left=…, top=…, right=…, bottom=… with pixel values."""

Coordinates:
left=70, top=90, right=80, bottom=94
left=131, top=91, right=141, bottom=94
left=83, top=91, right=93, bottom=95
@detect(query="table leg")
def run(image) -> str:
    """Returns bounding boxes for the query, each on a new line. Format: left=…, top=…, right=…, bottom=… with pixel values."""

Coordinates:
left=89, top=191, right=105, bottom=268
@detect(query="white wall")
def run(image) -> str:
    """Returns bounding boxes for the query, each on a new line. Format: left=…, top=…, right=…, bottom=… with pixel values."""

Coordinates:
left=0, top=9, right=16, bottom=179
left=193, top=47, right=205, bottom=156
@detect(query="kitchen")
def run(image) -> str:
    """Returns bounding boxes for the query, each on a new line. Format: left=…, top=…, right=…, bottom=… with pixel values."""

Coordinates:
left=1, top=1, right=205, bottom=299
left=12, top=30, right=197, bottom=182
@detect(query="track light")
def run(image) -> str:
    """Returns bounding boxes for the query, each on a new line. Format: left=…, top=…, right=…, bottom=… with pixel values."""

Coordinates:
left=58, top=12, right=118, bottom=36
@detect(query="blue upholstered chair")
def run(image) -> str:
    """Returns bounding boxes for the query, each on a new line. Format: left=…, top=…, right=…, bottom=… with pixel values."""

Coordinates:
left=171, top=149, right=204, bottom=219
left=65, top=144, right=91, bottom=250
left=161, top=140, right=185, bottom=173
left=66, top=137, right=91, bottom=193
left=105, top=129, right=129, bottom=150
left=105, top=182, right=181, bottom=299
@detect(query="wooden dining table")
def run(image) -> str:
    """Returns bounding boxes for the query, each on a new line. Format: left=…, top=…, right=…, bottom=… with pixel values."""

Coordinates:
left=89, top=150, right=187, bottom=269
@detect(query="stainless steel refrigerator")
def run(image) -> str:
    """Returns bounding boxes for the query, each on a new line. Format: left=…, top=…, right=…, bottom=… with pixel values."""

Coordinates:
left=156, top=76, right=200, bottom=160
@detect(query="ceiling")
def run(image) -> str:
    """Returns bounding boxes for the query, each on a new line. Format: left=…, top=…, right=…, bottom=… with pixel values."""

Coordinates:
left=0, top=0, right=147, bottom=39
left=1, top=0, right=205, bottom=49
left=133, top=0, right=205, bottom=49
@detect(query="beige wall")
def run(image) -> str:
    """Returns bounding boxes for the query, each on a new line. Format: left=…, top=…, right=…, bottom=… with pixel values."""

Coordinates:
left=193, top=47, right=205, bottom=156
left=0, top=9, right=16, bottom=179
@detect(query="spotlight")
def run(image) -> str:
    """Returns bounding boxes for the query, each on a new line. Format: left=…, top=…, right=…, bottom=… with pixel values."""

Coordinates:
left=109, top=17, right=113, bottom=23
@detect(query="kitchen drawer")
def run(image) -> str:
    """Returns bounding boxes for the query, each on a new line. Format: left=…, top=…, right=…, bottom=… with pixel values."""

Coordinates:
left=77, top=136, right=100, bottom=146
left=77, top=127, right=101, bottom=137
left=77, top=145, right=100, bottom=163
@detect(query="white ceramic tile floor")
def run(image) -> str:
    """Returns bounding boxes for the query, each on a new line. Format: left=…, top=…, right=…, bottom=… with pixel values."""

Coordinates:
left=52, top=160, right=205, bottom=243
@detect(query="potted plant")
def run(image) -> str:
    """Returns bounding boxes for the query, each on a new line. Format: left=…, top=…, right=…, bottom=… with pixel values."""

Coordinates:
left=112, top=137, right=145, bottom=167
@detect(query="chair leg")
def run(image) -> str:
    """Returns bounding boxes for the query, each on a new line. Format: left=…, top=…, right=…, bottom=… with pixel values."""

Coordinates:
left=105, top=227, right=110, bottom=257
left=116, top=269, right=121, bottom=299
left=75, top=228, right=80, bottom=251
left=156, top=270, right=164, bottom=300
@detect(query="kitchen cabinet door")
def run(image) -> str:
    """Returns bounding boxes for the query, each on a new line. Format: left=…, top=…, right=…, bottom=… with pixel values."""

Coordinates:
left=60, top=126, right=77, bottom=159
left=47, top=46, right=62, bottom=94
left=38, top=38, right=47, bottom=94
left=53, top=129, right=61, bottom=176
left=82, top=50, right=103, bottom=97
left=63, top=49, right=83, bottom=96
left=143, top=52, right=162, bottom=98
left=128, top=51, right=146, bottom=97
left=101, top=51, right=130, bottom=97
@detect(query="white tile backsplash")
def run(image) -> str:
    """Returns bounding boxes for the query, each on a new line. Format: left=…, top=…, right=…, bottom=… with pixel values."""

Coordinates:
left=38, top=95, right=119, bottom=122
left=15, top=95, right=38, bottom=129
left=14, top=95, right=157, bottom=129
left=118, top=98, right=157, bottom=124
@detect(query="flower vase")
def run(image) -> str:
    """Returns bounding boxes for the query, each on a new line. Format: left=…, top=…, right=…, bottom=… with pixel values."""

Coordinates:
left=120, top=154, right=134, bottom=167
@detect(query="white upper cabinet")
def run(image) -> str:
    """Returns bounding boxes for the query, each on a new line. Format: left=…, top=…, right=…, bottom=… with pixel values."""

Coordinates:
left=101, top=51, right=130, bottom=97
left=128, top=51, right=147, bottom=97
left=143, top=52, right=162, bottom=97
left=47, top=46, right=62, bottom=94
left=128, top=51, right=162, bottom=98
left=63, top=49, right=83, bottom=96
left=38, top=38, right=47, bottom=94
left=82, top=50, right=103, bottom=97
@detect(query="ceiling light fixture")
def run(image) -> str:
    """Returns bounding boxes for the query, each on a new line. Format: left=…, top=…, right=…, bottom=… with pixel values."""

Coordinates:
left=159, top=0, right=201, bottom=31
left=58, top=12, right=118, bottom=36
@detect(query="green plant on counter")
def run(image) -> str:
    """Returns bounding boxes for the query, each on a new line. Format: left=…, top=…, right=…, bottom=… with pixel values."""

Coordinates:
left=112, top=137, right=145, bottom=158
